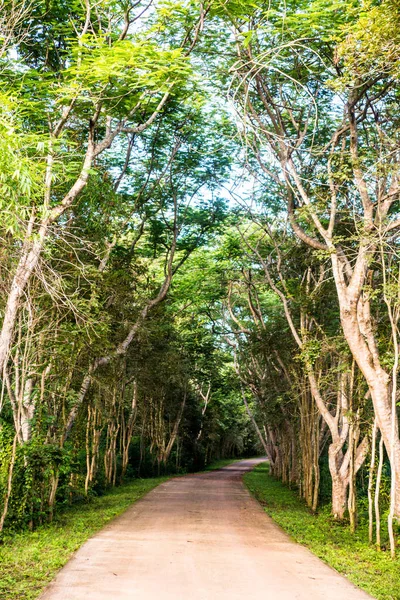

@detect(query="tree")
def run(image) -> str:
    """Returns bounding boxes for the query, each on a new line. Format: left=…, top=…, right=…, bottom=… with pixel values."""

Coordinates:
left=216, top=0, right=400, bottom=520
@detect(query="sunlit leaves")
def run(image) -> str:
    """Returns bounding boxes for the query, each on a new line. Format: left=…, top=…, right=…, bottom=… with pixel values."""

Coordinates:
left=67, top=37, right=191, bottom=114
left=0, top=94, right=46, bottom=235
left=338, top=0, right=400, bottom=82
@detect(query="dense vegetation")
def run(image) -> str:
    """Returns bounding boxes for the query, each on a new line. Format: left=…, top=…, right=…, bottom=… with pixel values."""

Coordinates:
left=1, top=0, right=400, bottom=584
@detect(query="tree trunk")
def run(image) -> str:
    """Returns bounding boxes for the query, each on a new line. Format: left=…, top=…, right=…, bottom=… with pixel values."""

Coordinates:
left=375, top=433, right=384, bottom=549
left=329, top=441, right=349, bottom=520
left=240, top=389, right=271, bottom=460
left=331, top=475, right=348, bottom=521
left=332, top=261, right=400, bottom=518
left=368, top=419, right=377, bottom=543
left=365, top=378, right=400, bottom=517
left=48, top=472, right=59, bottom=522
left=0, top=434, right=18, bottom=533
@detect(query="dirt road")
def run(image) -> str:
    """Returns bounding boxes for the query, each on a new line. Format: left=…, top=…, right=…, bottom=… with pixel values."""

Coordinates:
left=40, top=458, right=373, bottom=600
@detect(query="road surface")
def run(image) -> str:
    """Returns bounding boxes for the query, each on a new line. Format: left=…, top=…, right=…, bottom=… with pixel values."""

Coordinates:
left=40, top=458, right=373, bottom=600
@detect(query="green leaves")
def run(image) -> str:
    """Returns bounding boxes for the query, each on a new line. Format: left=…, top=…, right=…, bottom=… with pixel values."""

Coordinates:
left=338, top=0, right=400, bottom=82
left=268, top=0, right=358, bottom=42
left=68, top=37, right=191, bottom=105
left=0, top=94, right=46, bottom=235
left=209, top=0, right=261, bottom=19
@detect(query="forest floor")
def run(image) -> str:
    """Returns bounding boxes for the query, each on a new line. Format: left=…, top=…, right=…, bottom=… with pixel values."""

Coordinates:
left=244, top=463, right=400, bottom=600
left=37, top=458, right=370, bottom=600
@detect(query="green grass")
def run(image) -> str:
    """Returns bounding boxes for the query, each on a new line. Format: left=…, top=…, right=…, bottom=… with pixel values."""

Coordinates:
left=244, top=463, right=400, bottom=600
left=203, top=457, right=242, bottom=471
left=0, top=477, right=167, bottom=600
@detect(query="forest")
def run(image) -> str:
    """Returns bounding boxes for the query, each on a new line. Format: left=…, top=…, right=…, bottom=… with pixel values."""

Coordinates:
left=1, top=0, right=400, bottom=597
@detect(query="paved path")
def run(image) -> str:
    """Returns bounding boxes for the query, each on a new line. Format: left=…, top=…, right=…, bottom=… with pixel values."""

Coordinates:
left=40, top=458, right=373, bottom=600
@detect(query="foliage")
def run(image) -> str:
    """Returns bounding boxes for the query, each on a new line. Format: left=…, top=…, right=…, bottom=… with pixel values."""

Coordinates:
left=1, top=0, right=400, bottom=590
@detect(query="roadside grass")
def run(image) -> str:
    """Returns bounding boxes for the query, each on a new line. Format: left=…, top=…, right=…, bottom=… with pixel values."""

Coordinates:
left=203, top=457, right=242, bottom=471
left=244, top=463, right=400, bottom=600
left=0, top=477, right=167, bottom=600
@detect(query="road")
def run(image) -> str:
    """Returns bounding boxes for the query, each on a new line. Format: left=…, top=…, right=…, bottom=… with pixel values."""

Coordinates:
left=40, top=458, right=373, bottom=600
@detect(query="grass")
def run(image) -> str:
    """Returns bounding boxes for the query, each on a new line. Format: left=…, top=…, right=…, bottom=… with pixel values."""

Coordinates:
left=203, top=457, right=241, bottom=471
left=0, top=477, right=167, bottom=600
left=243, top=462, right=400, bottom=600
